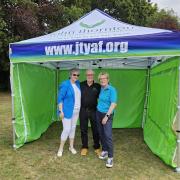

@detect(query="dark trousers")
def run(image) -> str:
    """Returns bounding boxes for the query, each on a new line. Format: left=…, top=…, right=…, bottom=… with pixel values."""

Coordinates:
left=80, top=107, right=100, bottom=149
left=96, top=110, right=113, bottom=158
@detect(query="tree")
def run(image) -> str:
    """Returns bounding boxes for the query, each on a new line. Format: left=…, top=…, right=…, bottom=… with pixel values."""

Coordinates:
left=90, top=0, right=158, bottom=26
left=147, top=9, right=180, bottom=30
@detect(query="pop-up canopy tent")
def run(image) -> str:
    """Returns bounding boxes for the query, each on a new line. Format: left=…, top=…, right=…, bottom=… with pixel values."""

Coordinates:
left=9, top=9, right=180, bottom=170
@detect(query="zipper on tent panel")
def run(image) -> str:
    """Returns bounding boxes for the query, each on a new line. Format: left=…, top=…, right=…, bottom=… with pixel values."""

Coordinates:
left=10, top=63, right=16, bottom=149
left=142, top=58, right=151, bottom=128
left=175, top=66, right=180, bottom=172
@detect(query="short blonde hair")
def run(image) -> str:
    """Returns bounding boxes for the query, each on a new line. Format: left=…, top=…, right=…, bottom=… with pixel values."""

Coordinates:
left=98, top=72, right=109, bottom=80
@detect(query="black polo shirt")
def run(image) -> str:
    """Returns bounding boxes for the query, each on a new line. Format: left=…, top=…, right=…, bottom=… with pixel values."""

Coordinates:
left=80, top=81, right=101, bottom=109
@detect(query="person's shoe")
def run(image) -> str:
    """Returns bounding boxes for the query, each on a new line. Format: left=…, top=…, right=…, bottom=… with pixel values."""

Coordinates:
left=81, top=148, right=88, bottom=156
left=69, top=147, right=77, bottom=154
left=57, top=149, right=63, bottom=157
left=106, top=158, right=113, bottom=168
left=99, top=151, right=108, bottom=160
left=94, top=148, right=101, bottom=156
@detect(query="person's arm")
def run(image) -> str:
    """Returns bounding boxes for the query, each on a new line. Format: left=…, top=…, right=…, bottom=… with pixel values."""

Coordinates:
left=102, top=103, right=117, bottom=125
left=106, top=103, right=117, bottom=116
left=58, top=103, right=64, bottom=119
left=58, top=82, right=67, bottom=119
left=102, top=87, right=117, bottom=125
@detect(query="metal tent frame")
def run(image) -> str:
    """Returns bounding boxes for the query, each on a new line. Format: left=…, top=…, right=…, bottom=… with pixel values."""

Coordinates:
left=10, top=55, right=180, bottom=172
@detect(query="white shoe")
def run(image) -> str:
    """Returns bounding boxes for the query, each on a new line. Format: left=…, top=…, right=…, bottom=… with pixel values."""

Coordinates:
left=106, top=158, right=113, bottom=168
left=69, top=147, right=77, bottom=154
left=99, top=151, right=108, bottom=160
left=57, top=149, right=63, bottom=157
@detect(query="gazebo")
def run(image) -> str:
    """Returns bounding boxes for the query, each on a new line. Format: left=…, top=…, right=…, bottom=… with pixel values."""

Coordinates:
left=9, top=9, right=180, bottom=171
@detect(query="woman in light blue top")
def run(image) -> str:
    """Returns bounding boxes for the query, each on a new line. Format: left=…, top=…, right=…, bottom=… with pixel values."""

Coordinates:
left=96, top=72, right=117, bottom=168
left=57, top=68, right=81, bottom=157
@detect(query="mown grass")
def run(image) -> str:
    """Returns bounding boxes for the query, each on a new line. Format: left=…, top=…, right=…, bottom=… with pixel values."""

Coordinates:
left=0, top=92, right=179, bottom=180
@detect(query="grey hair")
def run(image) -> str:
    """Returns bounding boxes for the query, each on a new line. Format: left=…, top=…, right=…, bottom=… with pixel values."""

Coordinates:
left=69, top=68, right=80, bottom=76
left=86, top=69, right=95, bottom=74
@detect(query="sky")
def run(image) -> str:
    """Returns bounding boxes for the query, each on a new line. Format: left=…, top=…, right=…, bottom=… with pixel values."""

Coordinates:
left=151, top=0, right=180, bottom=17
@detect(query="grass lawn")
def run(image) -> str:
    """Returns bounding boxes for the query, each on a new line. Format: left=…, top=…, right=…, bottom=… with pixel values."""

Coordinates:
left=0, top=92, right=179, bottom=180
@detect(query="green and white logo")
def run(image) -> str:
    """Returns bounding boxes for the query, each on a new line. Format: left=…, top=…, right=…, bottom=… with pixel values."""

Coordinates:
left=79, top=19, right=106, bottom=29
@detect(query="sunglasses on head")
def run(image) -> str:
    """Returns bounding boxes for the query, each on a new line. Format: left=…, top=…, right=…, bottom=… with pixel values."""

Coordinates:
left=72, top=74, right=80, bottom=77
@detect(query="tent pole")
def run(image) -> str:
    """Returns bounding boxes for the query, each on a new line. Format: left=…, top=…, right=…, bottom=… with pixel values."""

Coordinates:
left=142, top=58, right=151, bottom=128
left=176, top=65, right=180, bottom=172
left=10, top=63, right=16, bottom=149
left=56, top=64, right=60, bottom=120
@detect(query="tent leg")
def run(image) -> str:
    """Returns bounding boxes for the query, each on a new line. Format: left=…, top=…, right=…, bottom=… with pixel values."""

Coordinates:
left=176, top=66, right=180, bottom=172
left=10, top=63, right=16, bottom=149
left=56, top=65, right=60, bottom=120
left=142, top=59, right=151, bottom=128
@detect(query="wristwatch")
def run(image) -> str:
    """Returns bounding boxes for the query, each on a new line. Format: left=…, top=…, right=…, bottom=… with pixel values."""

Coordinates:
left=106, top=114, right=110, bottom=118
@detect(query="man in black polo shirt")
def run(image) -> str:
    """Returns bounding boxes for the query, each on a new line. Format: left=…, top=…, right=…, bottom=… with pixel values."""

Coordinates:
left=80, top=69, right=101, bottom=156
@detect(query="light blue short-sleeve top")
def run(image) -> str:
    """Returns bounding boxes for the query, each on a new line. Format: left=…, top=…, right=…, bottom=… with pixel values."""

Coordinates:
left=97, top=85, right=117, bottom=113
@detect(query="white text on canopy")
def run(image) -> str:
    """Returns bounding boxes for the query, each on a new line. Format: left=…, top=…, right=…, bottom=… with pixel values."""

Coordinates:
left=45, top=41, right=128, bottom=56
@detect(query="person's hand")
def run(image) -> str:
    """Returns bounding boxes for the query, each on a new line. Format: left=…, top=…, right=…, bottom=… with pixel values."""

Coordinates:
left=102, top=116, right=108, bottom=125
left=60, top=111, right=64, bottom=120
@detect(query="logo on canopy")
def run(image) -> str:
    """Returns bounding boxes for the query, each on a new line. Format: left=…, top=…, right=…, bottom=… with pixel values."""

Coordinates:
left=79, top=19, right=106, bottom=28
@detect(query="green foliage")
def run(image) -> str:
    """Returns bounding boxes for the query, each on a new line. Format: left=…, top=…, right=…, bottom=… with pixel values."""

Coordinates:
left=90, top=0, right=158, bottom=26
left=147, top=9, right=180, bottom=30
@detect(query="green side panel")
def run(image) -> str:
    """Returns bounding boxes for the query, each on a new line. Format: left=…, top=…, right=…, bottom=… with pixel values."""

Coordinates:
left=13, top=63, right=56, bottom=148
left=144, top=57, right=179, bottom=167
left=58, top=69, right=146, bottom=128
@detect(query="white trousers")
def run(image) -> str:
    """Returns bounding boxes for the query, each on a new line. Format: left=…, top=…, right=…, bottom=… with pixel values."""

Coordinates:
left=61, top=109, right=79, bottom=141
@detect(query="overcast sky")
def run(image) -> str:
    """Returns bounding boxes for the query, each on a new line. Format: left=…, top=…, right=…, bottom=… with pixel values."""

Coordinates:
left=151, top=0, right=180, bottom=17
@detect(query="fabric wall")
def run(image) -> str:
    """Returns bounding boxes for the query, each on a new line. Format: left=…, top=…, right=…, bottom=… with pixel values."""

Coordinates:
left=144, top=57, right=179, bottom=167
left=12, top=63, right=56, bottom=148
left=10, top=57, right=180, bottom=168
left=58, top=68, right=147, bottom=128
